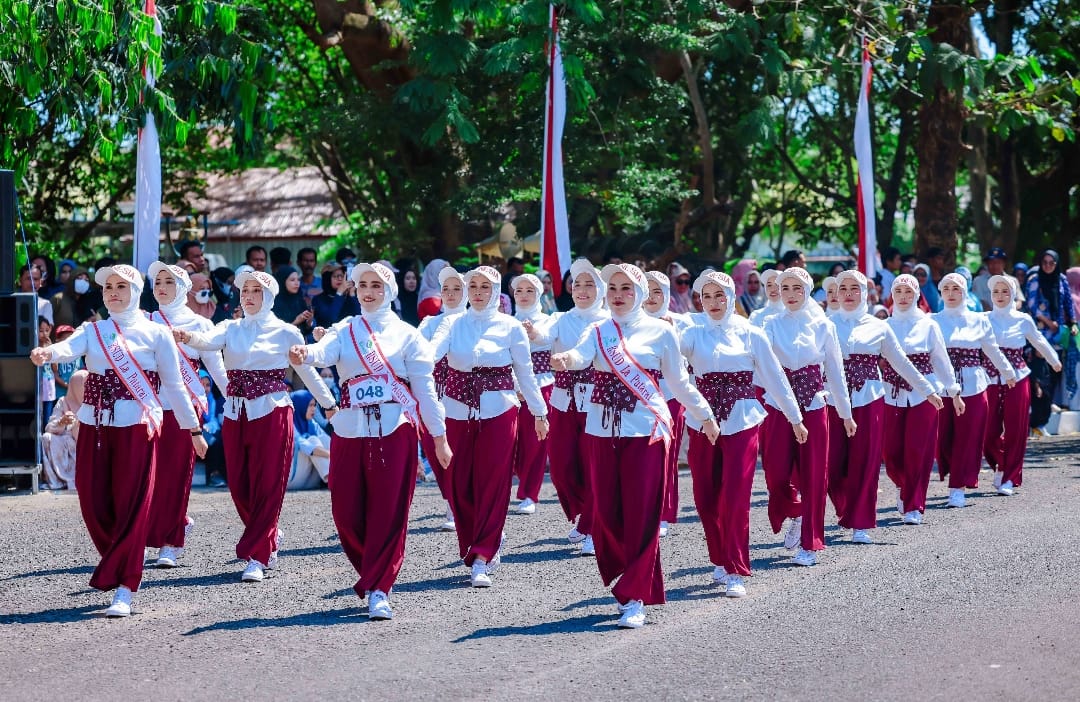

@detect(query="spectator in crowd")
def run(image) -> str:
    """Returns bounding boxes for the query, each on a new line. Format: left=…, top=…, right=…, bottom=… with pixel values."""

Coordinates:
left=737, top=269, right=765, bottom=316
left=286, top=390, right=331, bottom=491
left=187, top=273, right=217, bottom=319
left=538, top=269, right=558, bottom=314
left=273, top=265, right=313, bottom=338
left=311, top=263, right=360, bottom=329
left=871, top=304, right=890, bottom=320
left=19, top=265, right=53, bottom=324
left=38, top=317, right=56, bottom=420
left=555, top=270, right=574, bottom=311
left=51, top=325, right=82, bottom=402
left=501, top=257, right=525, bottom=312
left=981, top=247, right=1024, bottom=310
left=210, top=266, right=239, bottom=323
left=41, top=369, right=88, bottom=491
left=245, top=245, right=268, bottom=271
left=1013, top=261, right=1029, bottom=282
left=925, top=246, right=947, bottom=286
left=57, top=259, right=76, bottom=289
left=395, top=259, right=422, bottom=326
left=730, top=258, right=757, bottom=300
left=667, top=262, right=694, bottom=313
left=198, top=371, right=227, bottom=488
left=880, top=247, right=901, bottom=302
left=31, top=254, right=65, bottom=298
left=270, top=246, right=292, bottom=274
left=51, top=267, right=98, bottom=327
left=1027, top=249, right=1077, bottom=430
left=417, top=259, right=449, bottom=322
left=954, top=266, right=983, bottom=312
left=779, top=249, right=806, bottom=270
left=297, top=247, right=322, bottom=304
left=913, top=263, right=942, bottom=312
left=335, top=247, right=357, bottom=267
left=177, top=241, right=207, bottom=274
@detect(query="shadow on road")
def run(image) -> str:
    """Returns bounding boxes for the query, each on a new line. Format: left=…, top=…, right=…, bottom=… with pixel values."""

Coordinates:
left=0, top=604, right=102, bottom=624
left=1, top=565, right=94, bottom=581
left=182, top=607, right=365, bottom=636
left=451, top=613, right=616, bottom=641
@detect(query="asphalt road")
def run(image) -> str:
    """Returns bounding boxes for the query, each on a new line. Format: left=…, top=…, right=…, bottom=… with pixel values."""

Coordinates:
left=2, top=434, right=1078, bottom=701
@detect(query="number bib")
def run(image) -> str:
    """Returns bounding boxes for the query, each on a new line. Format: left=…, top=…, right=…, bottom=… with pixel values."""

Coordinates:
left=346, top=374, right=392, bottom=407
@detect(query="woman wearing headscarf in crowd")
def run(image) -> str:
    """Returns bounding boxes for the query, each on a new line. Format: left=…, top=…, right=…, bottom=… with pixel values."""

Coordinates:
left=953, top=266, right=983, bottom=312
left=418, top=266, right=468, bottom=531
left=729, top=259, right=756, bottom=314
left=736, top=269, right=766, bottom=317
left=211, top=266, right=239, bottom=323
left=186, top=272, right=217, bottom=320
left=429, top=266, right=549, bottom=588
left=290, top=262, right=449, bottom=619
left=933, top=273, right=1014, bottom=508
left=41, top=369, right=88, bottom=491
left=395, top=260, right=421, bottom=326
left=681, top=271, right=806, bottom=598
left=826, top=271, right=943, bottom=544
left=913, top=263, right=942, bottom=312
left=551, top=262, right=718, bottom=628
left=667, top=262, right=694, bottom=314
left=312, top=263, right=362, bottom=330
left=882, top=274, right=961, bottom=525
left=175, top=270, right=336, bottom=584
left=57, top=259, right=77, bottom=291
left=31, top=264, right=207, bottom=618
left=554, top=271, right=575, bottom=312
left=285, top=390, right=331, bottom=490
left=417, top=258, right=448, bottom=322
left=511, top=274, right=557, bottom=515
left=760, top=268, right=855, bottom=567
left=748, top=269, right=784, bottom=327
left=984, top=275, right=1061, bottom=496
left=1025, top=250, right=1077, bottom=430
left=643, top=271, right=693, bottom=537
left=272, top=265, right=314, bottom=339
left=51, top=267, right=99, bottom=328
left=529, top=259, right=607, bottom=556
left=1068, top=267, right=1080, bottom=408
left=535, top=270, right=557, bottom=315
left=146, top=263, right=229, bottom=569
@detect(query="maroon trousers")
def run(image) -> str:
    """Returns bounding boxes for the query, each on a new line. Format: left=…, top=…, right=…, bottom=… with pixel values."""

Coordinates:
left=75, top=423, right=157, bottom=592
left=146, top=410, right=196, bottom=549
left=883, top=401, right=940, bottom=513
left=585, top=434, right=667, bottom=606
left=687, top=426, right=759, bottom=577
left=827, top=400, right=884, bottom=530
left=222, top=405, right=293, bottom=566
left=661, top=398, right=686, bottom=523
left=420, top=425, right=451, bottom=500
left=513, top=384, right=552, bottom=502
left=548, top=404, right=594, bottom=535
left=937, top=391, right=988, bottom=489
left=330, top=424, right=417, bottom=596
left=984, top=378, right=1030, bottom=487
left=762, top=405, right=829, bottom=551
left=445, top=410, right=518, bottom=566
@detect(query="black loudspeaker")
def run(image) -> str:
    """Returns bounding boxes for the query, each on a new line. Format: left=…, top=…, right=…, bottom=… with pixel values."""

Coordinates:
left=0, top=170, right=14, bottom=296
left=0, top=293, right=37, bottom=356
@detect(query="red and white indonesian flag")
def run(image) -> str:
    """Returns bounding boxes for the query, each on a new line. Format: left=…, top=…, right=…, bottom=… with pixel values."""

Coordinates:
left=854, top=38, right=877, bottom=280
left=133, top=0, right=162, bottom=273
left=540, top=3, right=571, bottom=296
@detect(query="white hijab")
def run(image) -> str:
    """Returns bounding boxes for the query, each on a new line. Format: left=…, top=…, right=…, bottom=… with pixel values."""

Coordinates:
left=890, top=274, right=925, bottom=321
left=692, top=271, right=737, bottom=328
left=94, top=264, right=146, bottom=326
left=235, top=270, right=279, bottom=327
left=148, top=261, right=197, bottom=323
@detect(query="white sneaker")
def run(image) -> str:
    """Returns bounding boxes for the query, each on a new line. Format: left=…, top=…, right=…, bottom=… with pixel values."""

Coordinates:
left=567, top=526, right=586, bottom=544
left=792, top=549, right=817, bottom=566
left=784, top=517, right=802, bottom=551
left=184, top=516, right=196, bottom=539
left=516, top=498, right=536, bottom=515
left=903, top=510, right=923, bottom=525
left=659, top=521, right=670, bottom=538
left=725, top=576, right=747, bottom=598
left=470, top=561, right=492, bottom=588
left=896, top=487, right=904, bottom=515
left=241, top=559, right=265, bottom=582
left=851, top=529, right=873, bottom=544
left=441, top=502, right=456, bottom=531
left=485, top=532, right=506, bottom=573
left=997, top=480, right=1014, bottom=496
left=617, top=599, right=646, bottom=629
left=947, top=488, right=966, bottom=508
left=992, top=471, right=1004, bottom=489
left=367, top=590, right=393, bottom=620
left=266, top=551, right=279, bottom=570
left=155, top=545, right=182, bottom=568
left=712, top=566, right=729, bottom=586
left=579, top=534, right=595, bottom=557
left=105, top=586, right=132, bottom=618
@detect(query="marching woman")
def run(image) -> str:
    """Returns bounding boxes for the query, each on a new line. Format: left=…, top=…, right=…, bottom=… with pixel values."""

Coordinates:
left=30, top=264, right=207, bottom=617
left=511, top=274, right=556, bottom=515
left=643, top=270, right=692, bottom=537
left=826, top=271, right=943, bottom=543
left=682, top=271, right=807, bottom=598
left=821, top=276, right=841, bottom=315
left=882, top=274, right=962, bottom=525
left=289, top=262, right=450, bottom=620
left=984, top=275, right=1061, bottom=496
left=528, top=258, right=608, bottom=556
left=934, top=273, right=1015, bottom=507
left=429, top=265, right=549, bottom=588
left=175, top=270, right=336, bottom=582
left=418, top=266, right=467, bottom=531
left=551, top=263, right=719, bottom=629
left=761, top=268, right=855, bottom=566
left=749, top=269, right=783, bottom=327
left=145, top=262, right=229, bottom=568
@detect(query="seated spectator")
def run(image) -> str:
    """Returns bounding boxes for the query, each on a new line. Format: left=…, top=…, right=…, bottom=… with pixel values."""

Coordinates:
left=187, top=273, right=217, bottom=319
left=198, top=371, right=227, bottom=488
left=287, top=390, right=330, bottom=490
left=51, top=325, right=83, bottom=402
left=311, top=263, right=360, bottom=329
left=41, top=370, right=87, bottom=490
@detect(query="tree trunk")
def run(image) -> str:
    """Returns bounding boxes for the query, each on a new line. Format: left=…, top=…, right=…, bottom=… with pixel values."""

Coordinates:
left=965, top=122, right=994, bottom=250
left=914, top=1, right=972, bottom=266
left=991, top=0, right=1022, bottom=258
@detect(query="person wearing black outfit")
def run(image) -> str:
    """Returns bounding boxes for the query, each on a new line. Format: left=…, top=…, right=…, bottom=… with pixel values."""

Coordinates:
left=311, top=263, right=361, bottom=329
